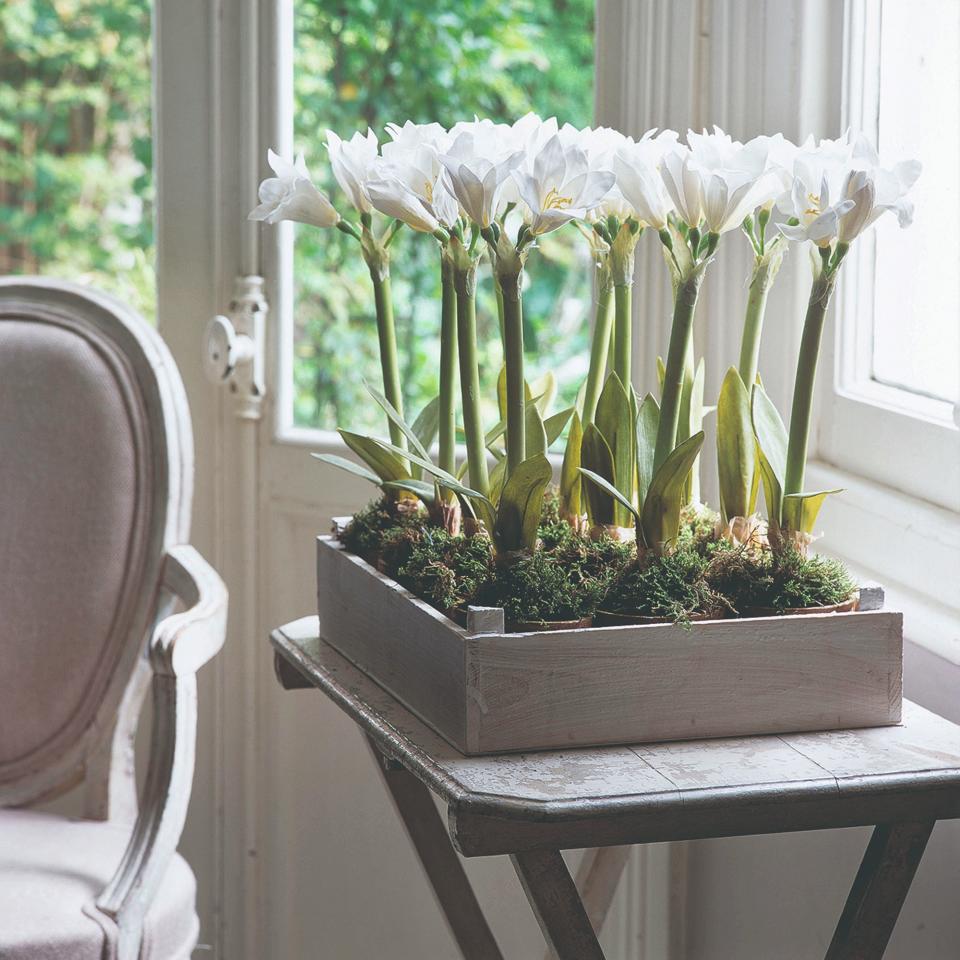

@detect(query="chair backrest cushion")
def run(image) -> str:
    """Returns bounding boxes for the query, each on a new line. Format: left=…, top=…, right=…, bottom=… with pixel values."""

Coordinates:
left=0, top=280, right=191, bottom=802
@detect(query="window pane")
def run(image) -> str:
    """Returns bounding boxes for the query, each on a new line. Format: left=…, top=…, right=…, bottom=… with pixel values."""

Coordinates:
left=291, top=0, right=595, bottom=432
left=872, top=0, right=959, bottom=403
left=0, top=1, right=155, bottom=319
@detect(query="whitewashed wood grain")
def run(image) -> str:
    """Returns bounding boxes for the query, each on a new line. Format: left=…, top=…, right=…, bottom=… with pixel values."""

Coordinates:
left=316, top=538, right=903, bottom=754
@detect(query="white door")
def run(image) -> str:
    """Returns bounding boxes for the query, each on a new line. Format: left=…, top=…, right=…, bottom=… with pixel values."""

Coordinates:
left=154, top=1, right=663, bottom=957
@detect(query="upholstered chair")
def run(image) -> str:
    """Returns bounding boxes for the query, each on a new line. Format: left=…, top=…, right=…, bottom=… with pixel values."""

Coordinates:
left=0, top=278, right=227, bottom=960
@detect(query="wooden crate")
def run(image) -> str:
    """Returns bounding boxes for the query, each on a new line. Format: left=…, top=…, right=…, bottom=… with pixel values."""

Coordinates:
left=316, top=535, right=902, bottom=755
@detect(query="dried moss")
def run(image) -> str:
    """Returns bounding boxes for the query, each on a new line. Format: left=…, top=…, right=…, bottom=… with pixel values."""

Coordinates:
left=394, top=528, right=494, bottom=613
left=602, top=547, right=728, bottom=622
left=705, top=545, right=857, bottom=614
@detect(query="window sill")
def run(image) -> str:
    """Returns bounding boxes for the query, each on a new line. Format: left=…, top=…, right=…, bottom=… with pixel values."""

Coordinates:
left=807, top=459, right=960, bottom=664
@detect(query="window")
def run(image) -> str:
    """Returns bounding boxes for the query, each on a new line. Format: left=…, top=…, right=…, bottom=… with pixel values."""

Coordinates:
left=284, top=0, right=595, bottom=436
left=819, top=0, right=960, bottom=512
left=871, top=0, right=958, bottom=405
left=0, top=0, right=154, bottom=319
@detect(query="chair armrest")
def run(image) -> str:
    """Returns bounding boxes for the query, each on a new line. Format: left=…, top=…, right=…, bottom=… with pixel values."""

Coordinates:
left=95, top=545, right=226, bottom=959
left=149, top=544, right=228, bottom=676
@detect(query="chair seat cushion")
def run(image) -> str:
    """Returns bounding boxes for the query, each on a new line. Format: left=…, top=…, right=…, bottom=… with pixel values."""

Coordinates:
left=0, top=809, right=198, bottom=960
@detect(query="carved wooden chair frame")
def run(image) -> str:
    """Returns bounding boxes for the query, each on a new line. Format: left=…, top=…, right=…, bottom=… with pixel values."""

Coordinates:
left=0, top=277, right=227, bottom=960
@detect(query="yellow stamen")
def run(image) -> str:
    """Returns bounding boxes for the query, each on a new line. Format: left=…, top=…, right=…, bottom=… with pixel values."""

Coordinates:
left=424, top=180, right=434, bottom=203
left=543, top=186, right=573, bottom=210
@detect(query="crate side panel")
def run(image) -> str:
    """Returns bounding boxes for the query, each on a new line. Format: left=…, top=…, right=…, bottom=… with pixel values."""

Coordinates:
left=316, top=537, right=468, bottom=750
left=469, top=611, right=903, bottom=753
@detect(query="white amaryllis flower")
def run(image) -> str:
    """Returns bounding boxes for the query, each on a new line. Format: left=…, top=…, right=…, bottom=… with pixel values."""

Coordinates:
left=325, top=128, right=380, bottom=214
left=248, top=149, right=339, bottom=228
left=666, top=127, right=782, bottom=234
left=367, top=145, right=459, bottom=232
left=512, top=134, right=615, bottom=236
left=438, top=131, right=523, bottom=227
left=777, top=132, right=919, bottom=246
left=611, top=129, right=679, bottom=229
left=382, top=120, right=451, bottom=160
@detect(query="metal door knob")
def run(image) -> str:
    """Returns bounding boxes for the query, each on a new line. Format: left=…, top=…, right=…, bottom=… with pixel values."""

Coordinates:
left=203, top=314, right=255, bottom=384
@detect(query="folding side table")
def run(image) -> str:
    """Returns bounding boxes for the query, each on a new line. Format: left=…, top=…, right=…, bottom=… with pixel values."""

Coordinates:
left=272, top=616, right=960, bottom=960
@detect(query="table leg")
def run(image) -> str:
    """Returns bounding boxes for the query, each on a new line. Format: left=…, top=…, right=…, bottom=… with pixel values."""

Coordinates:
left=539, top=846, right=630, bottom=960
left=512, top=849, right=607, bottom=960
left=825, top=820, right=935, bottom=960
left=365, top=736, right=504, bottom=960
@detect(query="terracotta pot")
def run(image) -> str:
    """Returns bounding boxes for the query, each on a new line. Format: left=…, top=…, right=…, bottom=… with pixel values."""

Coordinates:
left=507, top=616, right=593, bottom=633
left=741, top=594, right=859, bottom=618
left=595, top=607, right=727, bottom=627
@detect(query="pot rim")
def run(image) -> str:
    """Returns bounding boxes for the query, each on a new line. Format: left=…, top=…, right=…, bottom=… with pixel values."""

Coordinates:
left=741, top=594, right=860, bottom=618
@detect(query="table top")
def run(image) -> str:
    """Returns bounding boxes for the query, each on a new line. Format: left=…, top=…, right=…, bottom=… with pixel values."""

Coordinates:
left=272, top=616, right=960, bottom=857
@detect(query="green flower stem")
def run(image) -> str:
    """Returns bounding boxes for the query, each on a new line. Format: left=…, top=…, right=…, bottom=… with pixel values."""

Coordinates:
left=737, top=251, right=783, bottom=388
left=679, top=338, right=700, bottom=504
left=494, top=272, right=506, bottom=351
left=452, top=259, right=489, bottom=497
left=784, top=270, right=839, bottom=498
left=369, top=270, right=406, bottom=451
left=499, top=269, right=526, bottom=478
left=612, top=283, right=632, bottom=387
left=653, top=274, right=702, bottom=472
left=438, top=251, right=458, bottom=475
left=582, top=277, right=614, bottom=425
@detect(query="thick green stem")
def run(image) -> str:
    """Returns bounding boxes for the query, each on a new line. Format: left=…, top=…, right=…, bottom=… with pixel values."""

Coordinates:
left=500, top=270, right=526, bottom=478
left=453, top=262, right=489, bottom=496
left=370, top=270, right=406, bottom=450
left=653, top=274, right=702, bottom=472
left=494, top=274, right=506, bottom=352
left=438, top=253, right=458, bottom=475
left=582, top=281, right=614, bottom=425
left=612, top=283, right=632, bottom=387
left=784, top=272, right=837, bottom=497
left=738, top=259, right=774, bottom=388
left=679, top=338, right=700, bottom=504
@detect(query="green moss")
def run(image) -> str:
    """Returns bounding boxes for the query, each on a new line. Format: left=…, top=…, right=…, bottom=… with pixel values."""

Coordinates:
left=482, top=531, right=632, bottom=624
left=602, top=546, right=728, bottom=622
left=676, top=504, right=721, bottom=556
left=537, top=486, right=576, bottom=551
left=705, top=545, right=857, bottom=614
left=395, top=528, right=494, bottom=613
left=339, top=497, right=422, bottom=561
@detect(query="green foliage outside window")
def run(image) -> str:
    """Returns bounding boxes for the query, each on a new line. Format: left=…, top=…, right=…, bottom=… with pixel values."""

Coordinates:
left=0, top=0, right=154, bottom=319
left=292, top=0, right=595, bottom=431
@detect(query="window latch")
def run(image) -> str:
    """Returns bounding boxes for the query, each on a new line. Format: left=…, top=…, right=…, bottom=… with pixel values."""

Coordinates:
left=203, top=275, right=267, bottom=420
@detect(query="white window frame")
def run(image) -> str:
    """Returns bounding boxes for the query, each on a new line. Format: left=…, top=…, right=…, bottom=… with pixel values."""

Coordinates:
left=816, top=0, right=960, bottom=515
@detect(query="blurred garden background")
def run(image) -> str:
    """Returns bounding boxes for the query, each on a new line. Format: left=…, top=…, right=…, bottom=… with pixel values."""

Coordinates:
left=2, top=0, right=595, bottom=432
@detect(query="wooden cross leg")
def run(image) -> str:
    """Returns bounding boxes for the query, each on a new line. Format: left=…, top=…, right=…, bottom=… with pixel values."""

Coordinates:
left=826, top=821, right=935, bottom=960
left=365, top=737, right=505, bottom=960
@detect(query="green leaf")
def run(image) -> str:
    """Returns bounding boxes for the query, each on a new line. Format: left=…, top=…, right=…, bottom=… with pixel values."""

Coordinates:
left=656, top=355, right=666, bottom=397
left=580, top=422, right=616, bottom=526
left=497, top=364, right=508, bottom=421
left=311, top=453, right=381, bottom=487
left=494, top=453, right=553, bottom=553
left=716, top=367, right=756, bottom=522
left=382, top=479, right=436, bottom=503
left=579, top=468, right=642, bottom=527
left=782, top=489, right=843, bottom=534
left=528, top=371, right=557, bottom=415
left=368, top=437, right=492, bottom=509
left=544, top=405, right=574, bottom=447
left=525, top=400, right=548, bottom=458
left=489, top=455, right=507, bottom=507
left=640, top=431, right=705, bottom=549
left=750, top=384, right=788, bottom=529
left=635, top=393, right=660, bottom=503
left=411, top=395, right=440, bottom=456
left=594, top=372, right=636, bottom=526
left=560, top=411, right=583, bottom=520
left=365, top=384, right=431, bottom=463
left=339, top=431, right=410, bottom=484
